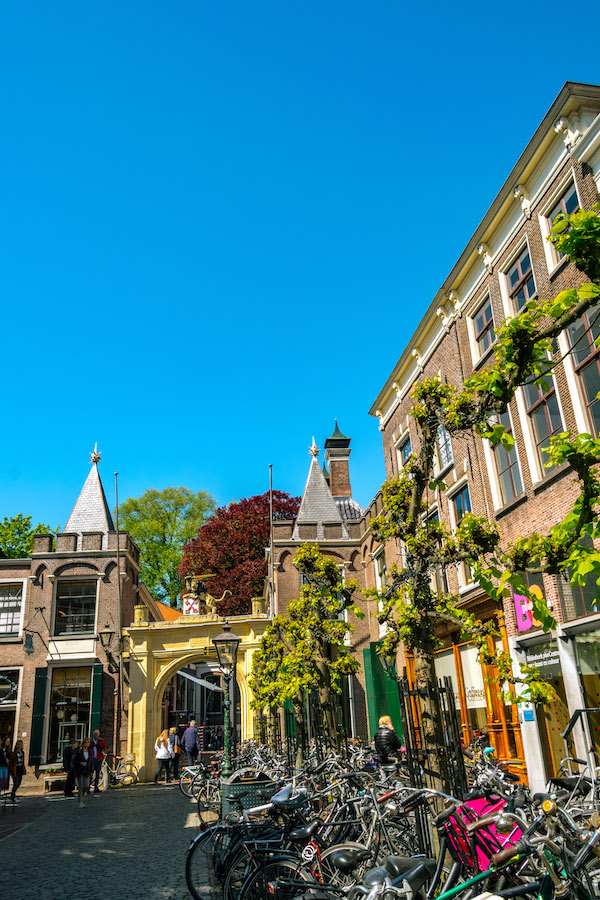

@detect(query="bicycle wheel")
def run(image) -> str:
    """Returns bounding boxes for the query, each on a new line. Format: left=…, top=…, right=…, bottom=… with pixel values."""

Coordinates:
left=186, top=825, right=231, bottom=900
left=115, top=760, right=139, bottom=785
left=181, top=768, right=198, bottom=797
left=197, top=781, right=221, bottom=826
left=239, top=856, right=316, bottom=900
left=191, top=770, right=206, bottom=799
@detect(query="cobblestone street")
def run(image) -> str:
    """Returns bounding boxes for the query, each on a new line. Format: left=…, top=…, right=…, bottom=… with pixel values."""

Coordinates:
left=0, top=783, right=198, bottom=899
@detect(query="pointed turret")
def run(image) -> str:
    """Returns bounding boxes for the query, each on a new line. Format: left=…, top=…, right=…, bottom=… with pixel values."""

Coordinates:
left=64, top=444, right=115, bottom=545
left=293, top=439, right=343, bottom=540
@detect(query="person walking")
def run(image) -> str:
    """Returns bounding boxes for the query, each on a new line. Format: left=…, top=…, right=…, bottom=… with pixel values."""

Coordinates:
left=63, top=738, right=77, bottom=798
left=8, top=739, right=26, bottom=805
left=90, top=729, right=106, bottom=793
left=216, top=726, right=224, bottom=751
left=0, top=738, right=9, bottom=796
left=181, top=719, right=201, bottom=764
left=154, top=729, right=171, bottom=783
left=167, top=727, right=181, bottom=781
left=73, top=737, right=93, bottom=808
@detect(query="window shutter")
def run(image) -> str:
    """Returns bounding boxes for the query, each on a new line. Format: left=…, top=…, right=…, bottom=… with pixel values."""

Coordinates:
left=28, top=668, right=48, bottom=766
left=90, top=663, right=104, bottom=735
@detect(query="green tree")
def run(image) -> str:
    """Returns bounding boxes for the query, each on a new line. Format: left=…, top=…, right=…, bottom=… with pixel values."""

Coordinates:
left=118, top=487, right=216, bottom=607
left=249, top=543, right=363, bottom=755
left=0, top=514, right=56, bottom=558
left=368, top=206, right=600, bottom=774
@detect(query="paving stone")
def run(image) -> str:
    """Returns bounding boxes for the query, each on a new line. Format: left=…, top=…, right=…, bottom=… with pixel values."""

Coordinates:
left=0, top=783, right=199, bottom=899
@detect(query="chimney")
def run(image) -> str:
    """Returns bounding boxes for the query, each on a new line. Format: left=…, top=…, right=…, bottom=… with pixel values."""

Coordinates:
left=324, top=421, right=352, bottom=498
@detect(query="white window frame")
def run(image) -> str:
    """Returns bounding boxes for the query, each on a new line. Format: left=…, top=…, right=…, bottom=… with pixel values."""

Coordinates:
left=0, top=578, right=27, bottom=640
left=499, top=239, right=537, bottom=319
left=435, top=424, right=454, bottom=475
left=447, top=480, right=474, bottom=589
left=557, top=303, right=600, bottom=438
left=481, top=408, right=525, bottom=511
left=467, top=292, right=496, bottom=365
left=538, top=176, right=580, bottom=276
left=515, top=371, right=567, bottom=484
left=395, top=429, right=412, bottom=471
left=51, top=577, right=100, bottom=639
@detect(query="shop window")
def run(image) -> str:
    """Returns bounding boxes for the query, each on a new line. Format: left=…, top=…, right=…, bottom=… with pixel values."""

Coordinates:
left=459, top=643, right=488, bottom=733
left=507, top=247, right=536, bottom=311
left=524, top=639, right=569, bottom=780
left=490, top=411, right=523, bottom=504
left=47, top=666, right=92, bottom=763
left=54, top=580, right=97, bottom=636
left=473, top=297, right=496, bottom=356
left=0, top=668, right=19, bottom=705
left=573, top=635, right=600, bottom=764
left=567, top=302, right=600, bottom=437
left=522, top=377, right=565, bottom=473
left=0, top=583, right=23, bottom=636
left=436, top=426, right=453, bottom=471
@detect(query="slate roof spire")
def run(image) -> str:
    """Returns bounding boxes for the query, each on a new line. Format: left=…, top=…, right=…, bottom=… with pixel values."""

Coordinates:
left=64, top=444, right=115, bottom=544
left=293, top=438, right=343, bottom=540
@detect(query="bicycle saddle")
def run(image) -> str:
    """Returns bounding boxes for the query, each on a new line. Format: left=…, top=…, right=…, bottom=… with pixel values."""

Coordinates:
left=363, top=857, right=435, bottom=889
left=225, top=790, right=250, bottom=802
left=270, top=783, right=308, bottom=809
left=288, top=819, right=321, bottom=843
left=549, top=776, right=591, bottom=795
left=325, top=847, right=371, bottom=872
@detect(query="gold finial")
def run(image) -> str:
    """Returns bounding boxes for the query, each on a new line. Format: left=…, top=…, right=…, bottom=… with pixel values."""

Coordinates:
left=309, top=437, right=320, bottom=458
left=90, top=442, right=101, bottom=464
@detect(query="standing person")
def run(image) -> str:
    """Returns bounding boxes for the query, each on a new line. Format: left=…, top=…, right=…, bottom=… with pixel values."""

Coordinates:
left=63, top=739, right=77, bottom=798
left=181, top=719, right=201, bottom=764
left=73, top=737, right=93, bottom=808
left=0, top=738, right=8, bottom=795
left=154, top=729, right=171, bottom=783
left=8, top=739, right=26, bottom=805
left=167, top=727, right=181, bottom=782
left=1, top=737, right=11, bottom=796
left=373, top=715, right=403, bottom=766
left=90, top=729, right=106, bottom=793
left=216, top=726, right=224, bottom=750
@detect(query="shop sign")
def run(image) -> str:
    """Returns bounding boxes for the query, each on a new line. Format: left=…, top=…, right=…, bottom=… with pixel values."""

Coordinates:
left=514, top=584, right=544, bottom=632
left=525, top=645, right=561, bottom=679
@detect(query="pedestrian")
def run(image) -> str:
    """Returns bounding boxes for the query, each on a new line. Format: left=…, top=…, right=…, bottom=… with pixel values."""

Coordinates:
left=63, top=738, right=77, bottom=798
left=181, top=719, right=201, bottom=764
left=73, top=737, right=93, bottom=808
left=216, top=726, right=224, bottom=751
left=373, top=715, right=403, bottom=766
left=0, top=738, right=8, bottom=795
left=154, top=729, right=171, bottom=783
left=90, top=729, right=106, bottom=793
left=168, top=727, right=181, bottom=781
left=8, top=739, right=26, bottom=805
left=1, top=737, right=11, bottom=795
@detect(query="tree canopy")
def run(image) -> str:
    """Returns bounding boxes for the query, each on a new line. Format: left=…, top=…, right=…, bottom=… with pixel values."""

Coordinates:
left=368, top=206, right=600, bottom=753
left=118, top=486, right=216, bottom=607
left=0, top=514, right=57, bottom=558
left=180, top=490, right=300, bottom=617
left=249, top=542, right=362, bottom=752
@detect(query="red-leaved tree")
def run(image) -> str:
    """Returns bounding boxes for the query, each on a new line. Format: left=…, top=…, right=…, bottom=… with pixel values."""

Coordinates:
left=179, top=491, right=300, bottom=616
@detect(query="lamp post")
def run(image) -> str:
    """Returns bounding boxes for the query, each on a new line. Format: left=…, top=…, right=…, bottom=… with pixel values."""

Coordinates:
left=212, top=621, right=241, bottom=780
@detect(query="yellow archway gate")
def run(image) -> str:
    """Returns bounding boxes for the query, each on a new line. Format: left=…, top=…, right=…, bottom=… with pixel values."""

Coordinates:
left=124, top=609, right=268, bottom=780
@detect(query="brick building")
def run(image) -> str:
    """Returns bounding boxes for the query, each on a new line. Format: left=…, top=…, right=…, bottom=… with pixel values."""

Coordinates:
left=0, top=448, right=140, bottom=779
left=368, top=81, right=600, bottom=791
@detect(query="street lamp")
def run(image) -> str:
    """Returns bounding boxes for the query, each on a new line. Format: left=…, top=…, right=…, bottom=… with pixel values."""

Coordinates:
left=212, top=621, right=241, bottom=780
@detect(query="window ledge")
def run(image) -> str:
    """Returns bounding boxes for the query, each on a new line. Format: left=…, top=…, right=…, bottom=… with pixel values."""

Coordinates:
left=458, top=581, right=481, bottom=598
left=532, top=461, right=571, bottom=495
left=494, top=491, right=528, bottom=520
left=549, top=255, right=569, bottom=281
left=435, top=461, right=454, bottom=481
left=473, top=343, right=496, bottom=371
left=51, top=633, right=96, bottom=641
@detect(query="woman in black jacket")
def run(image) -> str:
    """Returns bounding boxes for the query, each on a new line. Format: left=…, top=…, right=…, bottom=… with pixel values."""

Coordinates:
left=374, top=715, right=403, bottom=765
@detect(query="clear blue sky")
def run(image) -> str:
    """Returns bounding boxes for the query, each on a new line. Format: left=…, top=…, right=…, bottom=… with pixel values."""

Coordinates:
left=2, top=0, right=599, bottom=527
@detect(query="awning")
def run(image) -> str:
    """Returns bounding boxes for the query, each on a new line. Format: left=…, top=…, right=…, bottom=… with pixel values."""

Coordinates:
left=177, top=669, right=223, bottom=693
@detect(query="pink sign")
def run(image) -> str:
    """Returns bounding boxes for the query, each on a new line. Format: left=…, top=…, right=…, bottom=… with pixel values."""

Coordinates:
left=513, top=585, right=543, bottom=632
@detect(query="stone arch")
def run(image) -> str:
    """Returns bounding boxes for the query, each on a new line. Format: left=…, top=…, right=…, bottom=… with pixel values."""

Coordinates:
left=52, top=561, right=100, bottom=577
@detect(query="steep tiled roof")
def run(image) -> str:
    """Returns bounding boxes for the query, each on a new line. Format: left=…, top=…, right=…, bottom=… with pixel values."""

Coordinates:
left=293, top=456, right=343, bottom=540
left=65, top=462, right=115, bottom=539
